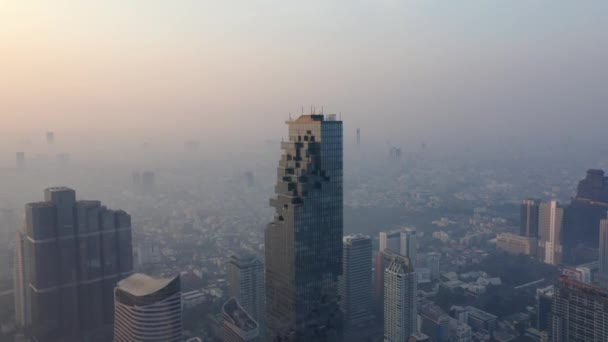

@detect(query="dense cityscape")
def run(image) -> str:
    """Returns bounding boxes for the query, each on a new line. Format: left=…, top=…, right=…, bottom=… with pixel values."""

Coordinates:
left=0, top=112, right=607, bottom=342
left=3, top=2, right=608, bottom=342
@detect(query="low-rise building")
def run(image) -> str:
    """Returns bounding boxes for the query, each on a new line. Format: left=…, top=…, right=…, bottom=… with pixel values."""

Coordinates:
left=496, top=233, right=537, bottom=256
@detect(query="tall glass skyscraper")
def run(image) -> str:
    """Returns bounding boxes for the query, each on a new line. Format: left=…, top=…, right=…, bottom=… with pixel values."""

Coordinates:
left=265, top=113, right=343, bottom=341
left=14, top=187, right=133, bottom=342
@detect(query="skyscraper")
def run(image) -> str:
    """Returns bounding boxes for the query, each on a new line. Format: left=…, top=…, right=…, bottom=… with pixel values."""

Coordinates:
left=563, top=170, right=608, bottom=259
left=14, top=187, right=133, bottom=342
left=376, top=228, right=418, bottom=317
left=265, top=113, right=343, bottom=341
left=339, top=235, right=374, bottom=331
left=598, top=219, right=608, bottom=288
left=538, top=201, right=563, bottom=265
left=228, top=254, right=265, bottom=337
left=374, top=249, right=396, bottom=319
left=114, top=273, right=182, bottom=342
left=223, top=298, right=260, bottom=342
left=384, top=253, right=417, bottom=342
left=520, top=199, right=540, bottom=237
left=550, top=276, right=608, bottom=341
left=14, top=229, right=30, bottom=329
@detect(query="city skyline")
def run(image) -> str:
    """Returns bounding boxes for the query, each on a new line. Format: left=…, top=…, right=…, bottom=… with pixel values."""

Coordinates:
left=2, top=2, right=608, bottom=341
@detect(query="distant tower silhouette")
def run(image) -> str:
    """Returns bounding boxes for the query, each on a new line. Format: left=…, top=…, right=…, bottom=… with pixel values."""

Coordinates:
left=15, top=152, right=25, bottom=169
left=46, top=131, right=54, bottom=145
left=356, top=128, right=361, bottom=149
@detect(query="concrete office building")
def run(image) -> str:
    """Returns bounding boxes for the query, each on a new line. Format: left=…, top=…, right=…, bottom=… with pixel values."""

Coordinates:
left=14, top=187, right=133, bottom=342
left=465, top=307, right=497, bottom=336
left=114, top=273, right=182, bottom=342
left=223, top=298, right=260, bottom=342
left=339, top=235, right=374, bottom=331
left=384, top=254, right=417, bottom=342
left=496, top=233, right=537, bottom=256
left=265, top=113, right=343, bottom=341
left=228, top=254, right=265, bottom=338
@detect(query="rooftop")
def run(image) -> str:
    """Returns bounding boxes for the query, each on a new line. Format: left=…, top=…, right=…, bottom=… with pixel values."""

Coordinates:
left=223, top=298, right=258, bottom=332
left=117, top=273, right=179, bottom=297
left=45, top=186, right=74, bottom=193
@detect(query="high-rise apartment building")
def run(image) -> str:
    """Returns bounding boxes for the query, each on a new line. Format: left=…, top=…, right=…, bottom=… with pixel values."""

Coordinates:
left=228, top=254, right=265, bottom=337
left=520, top=199, right=540, bottom=237
left=14, top=187, right=133, bottom=342
left=599, top=219, right=608, bottom=288
left=223, top=298, right=260, bottom=342
left=376, top=228, right=418, bottom=320
left=374, top=249, right=395, bottom=319
left=265, top=114, right=343, bottom=341
left=339, top=235, right=374, bottom=331
left=538, top=201, right=563, bottom=265
left=114, top=273, right=182, bottom=342
left=550, top=276, right=608, bottom=341
left=384, top=254, right=417, bottom=342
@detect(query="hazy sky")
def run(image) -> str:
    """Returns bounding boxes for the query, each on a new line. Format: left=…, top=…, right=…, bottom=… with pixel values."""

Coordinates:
left=2, top=1, right=607, bottom=151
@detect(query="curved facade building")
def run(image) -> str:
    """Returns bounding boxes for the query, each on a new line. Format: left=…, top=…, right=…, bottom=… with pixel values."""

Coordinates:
left=114, top=273, right=182, bottom=342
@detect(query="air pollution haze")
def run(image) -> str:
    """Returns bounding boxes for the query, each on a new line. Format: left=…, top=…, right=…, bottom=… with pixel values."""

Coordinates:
left=2, top=1, right=607, bottom=166
left=3, top=2, right=608, bottom=342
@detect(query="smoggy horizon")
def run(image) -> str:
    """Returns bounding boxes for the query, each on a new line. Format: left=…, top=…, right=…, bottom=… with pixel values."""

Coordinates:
left=2, top=1, right=608, bottom=166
